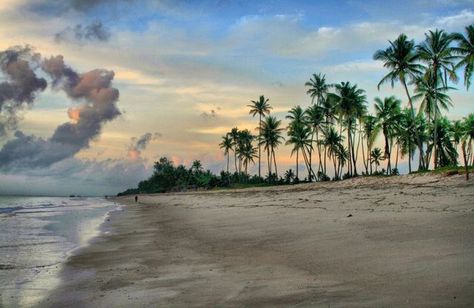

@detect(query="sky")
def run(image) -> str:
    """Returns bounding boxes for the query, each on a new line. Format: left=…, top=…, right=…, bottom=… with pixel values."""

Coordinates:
left=0, top=0, right=473, bottom=196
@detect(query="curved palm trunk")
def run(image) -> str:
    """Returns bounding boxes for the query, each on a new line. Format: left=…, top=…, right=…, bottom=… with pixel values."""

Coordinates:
left=395, top=142, right=399, bottom=171
left=316, top=129, right=323, bottom=174
left=401, top=77, right=425, bottom=170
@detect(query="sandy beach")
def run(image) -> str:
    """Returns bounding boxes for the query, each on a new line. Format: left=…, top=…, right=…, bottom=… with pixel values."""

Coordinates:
left=40, top=174, right=474, bottom=307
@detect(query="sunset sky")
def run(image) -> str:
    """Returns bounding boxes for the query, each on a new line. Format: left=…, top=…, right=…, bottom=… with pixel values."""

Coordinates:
left=0, top=0, right=473, bottom=196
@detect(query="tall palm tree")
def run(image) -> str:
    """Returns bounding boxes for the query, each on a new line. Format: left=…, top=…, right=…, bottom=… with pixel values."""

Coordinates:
left=362, top=115, right=379, bottom=175
left=305, top=105, right=326, bottom=175
left=286, top=122, right=313, bottom=180
left=374, top=96, right=402, bottom=174
left=219, top=133, right=233, bottom=173
left=461, top=113, right=474, bottom=180
left=260, top=116, right=284, bottom=180
left=248, top=95, right=272, bottom=178
left=417, top=29, right=457, bottom=169
left=429, top=117, right=457, bottom=167
left=413, top=71, right=453, bottom=168
left=452, top=24, right=474, bottom=90
left=229, top=127, right=240, bottom=172
left=305, top=73, right=330, bottom=105
left=397, top=108, right=417, bottom=173
left=286, top=106, right=306, bottom=178
left=324, top=125, right=344, bottom=180
left=373, top=33, right=426, bottom=170
left=333, top=81, right=367, bottom=176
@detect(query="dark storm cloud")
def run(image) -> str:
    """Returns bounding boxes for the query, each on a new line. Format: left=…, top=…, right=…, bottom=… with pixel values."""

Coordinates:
left=55, top=21, right=111, bottom=43
left=0, top=46, right=47, bottom=136
left=0, top=51, right=121, bottom=170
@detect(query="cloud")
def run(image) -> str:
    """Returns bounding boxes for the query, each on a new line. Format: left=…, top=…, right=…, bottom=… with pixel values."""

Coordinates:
left=127, top=132, right=161, bottom=160
left=55, top=21, right=111, bottom=44
left=0, top=48, right=121, bottom=170
left=0, top=46, right=47, bottom=136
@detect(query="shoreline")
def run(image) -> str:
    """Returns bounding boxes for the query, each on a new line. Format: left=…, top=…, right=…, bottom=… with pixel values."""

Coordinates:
left=40, top=174, right=474, bottom=307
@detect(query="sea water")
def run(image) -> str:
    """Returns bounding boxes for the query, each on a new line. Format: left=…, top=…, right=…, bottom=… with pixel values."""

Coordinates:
left=0, top=196, right=118, bottom=307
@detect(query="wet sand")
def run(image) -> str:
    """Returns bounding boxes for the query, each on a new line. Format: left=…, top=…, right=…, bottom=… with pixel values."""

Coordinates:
left=40, top=174, right=474, bottom=307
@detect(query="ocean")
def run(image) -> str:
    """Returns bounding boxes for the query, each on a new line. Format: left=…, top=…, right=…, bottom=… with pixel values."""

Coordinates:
left=0, top=196, right=118, bottom=307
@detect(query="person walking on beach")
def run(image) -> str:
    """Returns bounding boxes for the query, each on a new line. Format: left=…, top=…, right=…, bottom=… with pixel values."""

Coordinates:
left=135, top=195, right=138, bottom=203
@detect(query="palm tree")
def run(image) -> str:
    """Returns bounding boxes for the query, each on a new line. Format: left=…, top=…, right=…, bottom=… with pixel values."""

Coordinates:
left=373, top=33, right=426, bottom=170
left=429, top=117, right=457, bottom=167
left=236, top=129, right=254, bottom=173
left=284, top=169, right=295, bottom=184
left=362, top=115, right=379, bottom=175
left=229, top=127, right=240, bottom=172
left=413, top=71, right=453, bottom=168
left=286, top=122, right=313, bottom=180
left=333, top=81, right=367, bottom=176
left=219, top=134, right=233, bottom=172
left=305, top=105, right=326, bottom=175
left=286, top=106, right=307, bottom=179
left=452, top=25, right=474, bottom=90
left=324, top=125, right=344, bottom=180
left=374, top=96, right=402, bottom=174
left=417, top=29, right=457, bottom=88
left=370, top=148, right=383, bottom=173
left=397, top=108, right=417, bottom=173
left=461, top=114, right=474, bottom=180
left=305, top=73, right=330, bottom=105
left=248, top=95, right=272, bottom=178
left=260, top=115, right=284, bottom=180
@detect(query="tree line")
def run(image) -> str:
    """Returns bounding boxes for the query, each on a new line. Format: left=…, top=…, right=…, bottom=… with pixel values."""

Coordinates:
left=119, top=24, right=474, bottom=195
left=220, top=25, right=474, bottom=182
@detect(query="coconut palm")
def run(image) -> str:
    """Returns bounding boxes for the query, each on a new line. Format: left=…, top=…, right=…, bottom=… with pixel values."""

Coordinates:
left=260, top=115, right=284, bottom=180
left=362, top=115, right=379, bottom=174
left=374, top=96, right=402, bottom=174
left=413, top=71, right=454, bottom=168
left=370, top=148, right=383, bottom=173
left=397, top=108, right=417, bottom=173
left=248, top=95, right=272, bottom=178
left=229, top=127, right=240, bottom=172
left=305, top=73, right=330, bottom=105
left=305, top=104, right=326, bottom=175
left=219, top=134, right=233, bottom=173
left=324, top=125, right=344, bottom=179
left=452, top=25, right=474, bottom=90
left=461, top=114, right=474, bottom=180
left=286, top=122, right=313, bottom=180
left=373, top=33, right=426, bottom=170
left=428, top=117, right=457, bottom=167
left=417, top=29, right=457, bottom=88
left=333, top=81, right=367, bottom=176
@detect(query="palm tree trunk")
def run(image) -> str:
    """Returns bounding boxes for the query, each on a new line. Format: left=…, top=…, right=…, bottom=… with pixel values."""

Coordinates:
left=433, top=112, right=438, bottom=170
left=408, top=144, right=412, bottom=173
left=333, top=153, right=338, bottom=180
left=347, top=129, right=352, bottom=176
left=361, top=134, right=368, bottom=174
left=267, top=149, right=271, bottom=180
left=227, top=153, right=229, bottom=173
left=462, top=141, right=469, bottom=180
left=324, top=146, right=327, bottom=174
left=351, top=128, right=358, bottom=176
left=272, top=148, right=278, bottom=178
left=401, top=77, right=425, bottom=170
left=234, top=151, right=238, bottom=173
left=395, top=142, right=399, bottom=171
left=316, top=129, right=323, bottom=174
left=296, top=149, right=299, bottom=179
left=258, top=114, right=261, bottom=178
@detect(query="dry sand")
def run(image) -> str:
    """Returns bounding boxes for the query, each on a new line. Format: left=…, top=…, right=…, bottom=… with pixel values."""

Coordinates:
left=40, top=174, right=474, bottom=307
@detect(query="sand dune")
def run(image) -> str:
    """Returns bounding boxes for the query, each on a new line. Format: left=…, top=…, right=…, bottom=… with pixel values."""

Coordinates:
left=41, top=174, right=474, bottom=307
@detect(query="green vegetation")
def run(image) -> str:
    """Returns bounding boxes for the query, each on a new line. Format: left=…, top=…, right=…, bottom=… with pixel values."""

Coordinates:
left=119, top=24, right=474, bottom=195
